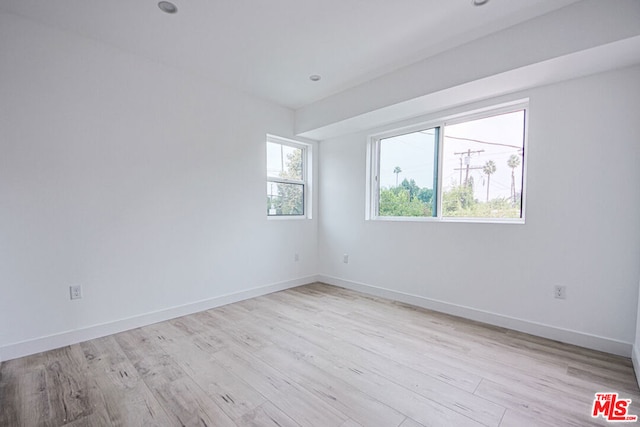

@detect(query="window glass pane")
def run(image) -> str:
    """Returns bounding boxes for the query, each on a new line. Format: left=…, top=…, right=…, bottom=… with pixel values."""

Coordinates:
left=267, top=142, right=303, bottom=181
left=267, top=181, right=304, bottom=216
left=378, top=128, right=438, bottom=217
left=441, top=110, right=525, bottom=219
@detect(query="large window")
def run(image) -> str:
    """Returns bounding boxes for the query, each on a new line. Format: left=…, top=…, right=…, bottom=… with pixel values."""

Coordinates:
left=368, top=103, right=527, bottom=222
left=266, top=136, right=310, bottom=217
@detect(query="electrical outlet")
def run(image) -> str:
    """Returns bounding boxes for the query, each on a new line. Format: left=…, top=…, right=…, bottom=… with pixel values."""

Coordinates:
left=554, top=285, right=566, bottom=299
left=343, top=254, right=349, bottom=264
left=294, top=253, right=299, bottom=262
left=70, top=285, right=82, bottom=300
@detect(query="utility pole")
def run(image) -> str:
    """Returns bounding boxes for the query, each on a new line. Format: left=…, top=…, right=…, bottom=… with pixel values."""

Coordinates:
left=511, top=169, right=516, bottom=205
left=454, top=149, right=484, bottom=186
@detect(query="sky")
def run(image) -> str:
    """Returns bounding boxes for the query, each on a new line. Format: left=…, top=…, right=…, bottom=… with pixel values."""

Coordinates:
left=380, top=129, right=436, bottom=189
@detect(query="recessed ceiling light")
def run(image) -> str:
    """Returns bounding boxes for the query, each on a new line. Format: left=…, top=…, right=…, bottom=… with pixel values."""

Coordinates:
left=309, top=75, right=321, bottom=82
left=158, top=1, right=178, bottom=14
left=473, top=0, right=489, bottom=5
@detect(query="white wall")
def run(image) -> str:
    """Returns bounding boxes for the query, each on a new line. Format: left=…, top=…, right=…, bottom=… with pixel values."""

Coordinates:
left=634, top=278, right=640, bottom=385
left=318, top=65, right=640, bottom=356
left=0, top=12, right=318, bottom=361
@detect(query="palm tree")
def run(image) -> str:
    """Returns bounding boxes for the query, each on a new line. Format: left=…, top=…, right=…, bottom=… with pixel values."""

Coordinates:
left=393, top=166, right=402, bottom=187
left=482, top=160, right=496, bottom=202
left=507, top=154, right=521, bottom=205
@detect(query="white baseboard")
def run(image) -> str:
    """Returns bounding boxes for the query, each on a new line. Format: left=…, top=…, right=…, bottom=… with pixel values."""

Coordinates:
left=0, top=275, right=318, bottom=362
left=632, top=346, right=640, bottom=389
left=318, top=274, right=633, bottom=358
left=2, top=274, right=631, bottom=362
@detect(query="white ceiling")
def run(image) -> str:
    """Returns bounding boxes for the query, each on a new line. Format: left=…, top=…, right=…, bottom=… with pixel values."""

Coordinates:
left=0, top=0, right=581, bottom=109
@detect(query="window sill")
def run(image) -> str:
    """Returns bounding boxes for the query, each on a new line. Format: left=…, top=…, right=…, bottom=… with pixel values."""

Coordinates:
left=267, top=215, right=310, bottom=221
left=370, top=216, right=525, bottom=225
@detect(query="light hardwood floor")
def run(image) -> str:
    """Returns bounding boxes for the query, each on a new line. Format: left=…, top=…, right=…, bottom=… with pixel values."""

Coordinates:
left=1, top=283, right=639, bottom=426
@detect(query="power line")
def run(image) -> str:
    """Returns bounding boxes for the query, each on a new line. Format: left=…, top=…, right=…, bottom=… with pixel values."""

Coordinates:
left=446, top=135, right=522, bottom=150
left=453, top=149, right=484, bottom=187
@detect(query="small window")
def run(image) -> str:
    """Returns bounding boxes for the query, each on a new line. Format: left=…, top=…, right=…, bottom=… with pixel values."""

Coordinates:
left=266, top=136, right=309, bottom=217
left=368, top=102, right=527, bottom=223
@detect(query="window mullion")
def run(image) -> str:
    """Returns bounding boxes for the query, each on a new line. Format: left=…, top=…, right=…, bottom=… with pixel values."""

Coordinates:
left=268, top=177, right=305, bottom=185
left=374, top=138, right=381, bottom=219
left=436, top=124, right=444, bottom=219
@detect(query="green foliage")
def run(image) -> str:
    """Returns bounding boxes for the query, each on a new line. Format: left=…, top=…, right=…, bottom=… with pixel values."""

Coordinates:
left=273, top=183, right=303, bottom=215
left=442, top=185, right=476, bottom=216
left=280, top=148, right=302, bottom=181
left=379, top=186, right=432, bottom=217
left=399, top=179, right=419, bottom=201
left=379, top=181, right=520, bottom=219
left=417, top=187, right=433, bottom=205
left=378, top=158, right=521, bottom=219
left=482, top=160, right=497, bottom=176
left=442, top=185, right=521, bottom=218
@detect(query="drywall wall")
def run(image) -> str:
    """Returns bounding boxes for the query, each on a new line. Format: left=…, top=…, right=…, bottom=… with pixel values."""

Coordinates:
left=318, top=65, right=640, bottom=356
left=0, top=12, right=317, bottom=361
left=634, top=278, right=640, bottom=386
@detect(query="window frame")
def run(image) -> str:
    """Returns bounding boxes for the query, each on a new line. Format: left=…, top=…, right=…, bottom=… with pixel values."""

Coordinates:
left=266, top=135, right=312, bottom=219
left=366, top=101, right=528, bottom=224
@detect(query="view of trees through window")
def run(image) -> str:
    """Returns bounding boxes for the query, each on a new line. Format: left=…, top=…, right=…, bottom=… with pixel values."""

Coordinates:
left=441, top=110, right=525, bottom=218
left=379, top=128, right=438, bottom=217
left=376, top=109, right=526, bottom=220
left=267, top=140, right=305, bottom=216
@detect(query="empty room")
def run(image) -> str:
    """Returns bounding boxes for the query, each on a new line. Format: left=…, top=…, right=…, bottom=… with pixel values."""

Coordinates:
left=1, top=0, right=640, bottom=426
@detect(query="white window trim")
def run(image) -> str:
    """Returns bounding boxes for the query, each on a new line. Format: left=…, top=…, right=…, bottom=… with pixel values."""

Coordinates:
left=267, top=135, right=313, bottom=219
left=366, top=100, right=528, bottom=224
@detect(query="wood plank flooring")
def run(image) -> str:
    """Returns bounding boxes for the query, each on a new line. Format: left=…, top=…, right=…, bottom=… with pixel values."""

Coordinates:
left=1, top=283, right=639, bottom=426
